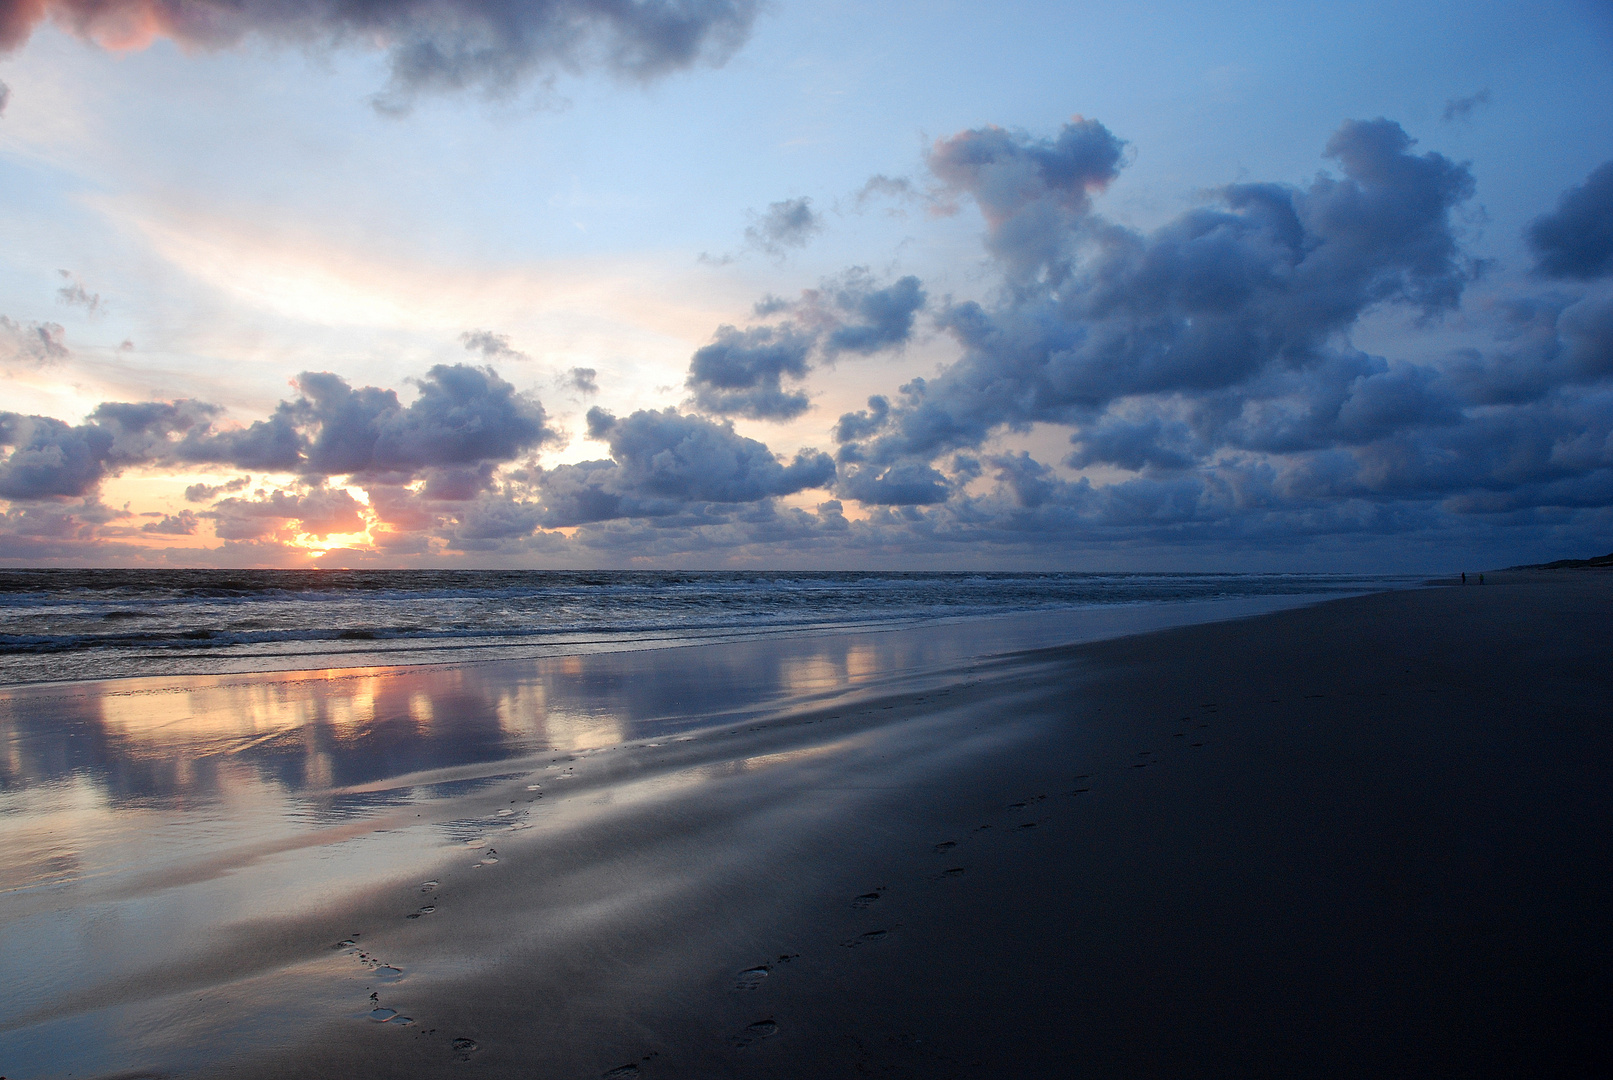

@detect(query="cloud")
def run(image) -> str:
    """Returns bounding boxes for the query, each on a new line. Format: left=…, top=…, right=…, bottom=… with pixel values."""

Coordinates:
left=141, top=510, right=198, bottom=535
left=928, top=117, right=1127, bottom=284
left=0, top=0, right=759, bottom=106
left=56, top=270, right=100, bottom=314
left=461, top=329, right=525, bottom=361
left=685, top=270, right=925, bottom=420
left=685, top=323, right=814, bottom=420
left=1527, top=161, right=1613, bottom=280
left=745, top=197, right=823, bottom=257
left=205, top=487, right=365, bottom=541
left=180, top=363, right=558, bottom=478
left=535, top=407, right=834, bottom=524
left=841, top=118, right=1478, bottom=467
left=0, top=400, right=217, bottom=500
left=0, top=78, right=8, bottom=115
left=835, top=461, right=949, bottom=505
left=0, top=363, right=554, bottom=504
left=184, top=475, right=252, bottom=502
left=816, top=272, right=926, bottom=357
left=1441, top=88, right=1490, bottom=123
left=855, top=174, right=921, bottom=209
left=5, top=113, right=1610, bottom=568
left=0, top=315, right=68, bottom=365
left=567, top=367, right=598, bottom=394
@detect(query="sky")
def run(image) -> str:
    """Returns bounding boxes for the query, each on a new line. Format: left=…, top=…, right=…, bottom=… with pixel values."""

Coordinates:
left=0, top=0, right=1610, bottom=571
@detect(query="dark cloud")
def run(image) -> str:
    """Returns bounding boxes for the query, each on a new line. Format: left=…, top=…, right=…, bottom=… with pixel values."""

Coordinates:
left=928, top=117, right=1126, bottom=284
left=803, top=115, right=1611, bottom=548
left=205, top=487, right=365, bottom=541
left=1528, top=161, right=1613, bottom=280
left=1448, top=291, right=1613, bottom=405
left=141, top=510, right=198, bottom=535
left=420, top=462, right=497, bottom=500
left=536, top=407, right=834, bottom=525
left=567, top=366, right=598, bottom=394
left=685, top=324, right=814, bottom=419
left=835, top=461, right=949, bottom=506
left=461, top=329, right=524, bottom=361
left=818, top=273, right=926, bottom=357
left=745, top=197, right=822, bottom=257
left=0, top=400, right=217, bottom=500
left=0, top=78, right=9, bottom=115
left=0, top=0, right=758, bottom=106
left=184, top=475, right=252, bottom=503
left=1441, top=88, right=1489, bottom=123
left=180, top=363, right=558, bottom=478
left=842, top=118, right=1477, bottom=468
left=0, top=415, right=115, bottom=501
left=0, top=364, right=553, bottom=505
left=687, top=271, right=926, bottom=421
left=7, top=112, right=1610, bottom=567
left=833, top=395, right=888, bottom=445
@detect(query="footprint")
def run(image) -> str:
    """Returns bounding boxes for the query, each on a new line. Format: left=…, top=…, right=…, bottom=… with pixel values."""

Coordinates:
left=335, top=939, right=357, bottom=949
left=369, top=1007, right=398, bottom=1022
left=1018, top=821, right=1038, bottom=829
left=942, top=866, right=966, bottom=878
left=1070, top=787, right=1090, bottom=795
left=1007, top=802, right=1027, bottom=809
left=732, top=1019, right=780, bottom=1048
left=734, top=966, right=771, bottom=991
left=933, top=841, right=957, bottom=853
left=406, top=905, right=436, bottom=919
left=420, top=881, right=438, bottom=893
left=841, top=929, right=890, bottom=948
left=603, top=1067, right=640, bottom=1079
left=851, top=890, right=884, bottom=909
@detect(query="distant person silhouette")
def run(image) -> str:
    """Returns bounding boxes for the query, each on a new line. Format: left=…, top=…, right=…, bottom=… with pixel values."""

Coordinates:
left=1479, top=573, right=1484, bottom=584
left=1461, top=572, right=1466, bottom=584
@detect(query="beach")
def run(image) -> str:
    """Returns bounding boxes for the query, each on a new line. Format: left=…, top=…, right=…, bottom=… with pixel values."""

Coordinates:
left=1, top=575, right=1609, bottom=1078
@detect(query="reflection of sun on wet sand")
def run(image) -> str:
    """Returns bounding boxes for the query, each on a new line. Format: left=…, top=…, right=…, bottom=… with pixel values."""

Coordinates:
left=1, top=578, right=1610, bottom=1077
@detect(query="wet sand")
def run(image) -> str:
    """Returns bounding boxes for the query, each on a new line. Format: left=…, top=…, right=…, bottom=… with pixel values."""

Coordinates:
left=1, top=579, right=1609, bottom=1078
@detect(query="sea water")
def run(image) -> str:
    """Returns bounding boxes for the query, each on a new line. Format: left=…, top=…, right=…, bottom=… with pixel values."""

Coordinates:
left=0, top=568, right=1406, bottom=685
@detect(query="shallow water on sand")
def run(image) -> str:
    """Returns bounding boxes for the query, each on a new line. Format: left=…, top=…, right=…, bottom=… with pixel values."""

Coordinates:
left=0, top=595, right=1332, bottom=1077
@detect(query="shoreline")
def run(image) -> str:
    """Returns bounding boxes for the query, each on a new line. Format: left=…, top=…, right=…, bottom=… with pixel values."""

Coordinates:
left=1, top=576, right=1608, bottom=1077
left=0, top=588, right=1362, bottom=693
left=0, top=571, right=1412, bottom=688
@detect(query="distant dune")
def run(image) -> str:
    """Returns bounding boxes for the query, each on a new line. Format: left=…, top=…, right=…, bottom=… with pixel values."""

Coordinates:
left=1508, top=551, right=1613, bottom=570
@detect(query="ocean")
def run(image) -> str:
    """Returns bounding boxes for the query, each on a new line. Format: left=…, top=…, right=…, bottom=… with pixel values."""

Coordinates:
left=0, top=569, right=1405, bottom=685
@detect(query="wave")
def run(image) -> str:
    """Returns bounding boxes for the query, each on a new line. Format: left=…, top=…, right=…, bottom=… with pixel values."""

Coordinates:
left=0, top=569, right=1408, bottom=684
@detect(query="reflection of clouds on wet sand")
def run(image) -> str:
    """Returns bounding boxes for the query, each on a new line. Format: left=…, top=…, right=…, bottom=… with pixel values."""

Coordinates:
left=0, top=600, right=1317, bottom=1076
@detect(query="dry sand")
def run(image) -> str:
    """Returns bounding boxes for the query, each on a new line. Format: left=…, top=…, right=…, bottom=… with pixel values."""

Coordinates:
left=1, top=577, right=1608, bottom=1078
